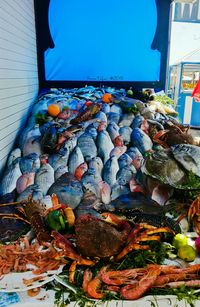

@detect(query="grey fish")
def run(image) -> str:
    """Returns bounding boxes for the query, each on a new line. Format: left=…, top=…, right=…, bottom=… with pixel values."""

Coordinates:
left=0, top=158, right=22, bottom=196
left=35, top=163, right=55, bottom=196
left=118, top=153, right=133, bottom=168
left=110, top=104, right=123, bottom=115
left=25, top=124, right=41, bottom=141
left=95, top=111, right=108, bottom=123
left=23, top=136, right=43, bottom=157
left=68, top=146, right=84, bottom=175
left=60, top=136, right=77, bottom=155
left=103, top=156, right=119, bottom=187
left=17, top=184, right=43, bottom=202
left=171, top=144, right=200, bottom=177
left=131, top=115, right=144, bottom=129
left=54, top=165, right=68, bottom=180
left=107, top=112, right=120, bottom=124
left=119, top=126, right=132, bottom=145
left=89, top=157, right=104, bottom=177
left=47, top=173, right=83, bottom=209
left=81, top=167, right=102, bottom=186
left=119, top=113, right=135, bottom=127
left=117, top=164, right=137, bottom=185
left=101, top=104, right=110, bottom=114
left=126, top=147, right=143, bottom=160
left=7, top=148, right=21, bottom=167
left=111, top=183, right=130, bottom=200
left=82, top=181, right=101, bottom=198
left=74, top=191, right=102, bottom=218
left=131, top=128, right=153, bottom=155
left=77, top=133, right=97, bottom=162
left=19, top=153, right=40, bottom=174
left=107, top=122, right=120, bottom=141
left=97, top=130, right=114, bottom=164
left=48, top=151, right=69, bottom=171
left=85, top=125, right=98, bottom=140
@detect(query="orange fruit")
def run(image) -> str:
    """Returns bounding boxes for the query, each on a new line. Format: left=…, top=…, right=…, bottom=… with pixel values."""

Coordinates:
left=102, top=93, right=113, bottom=103
left=47, top=104, right=60, bottom=117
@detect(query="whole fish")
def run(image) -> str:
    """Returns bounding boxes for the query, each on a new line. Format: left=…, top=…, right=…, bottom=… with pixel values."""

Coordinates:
left=0, top=158, right=22, bottom=196
left=110, top=146, right=127, bottom=159
left=126, top=147, right=143, bottom=160
left=82, top=181, right=101, bottom=198
left=17, top=184, right=43, bottom=202
left=68, top=146, right=84, bottom=175
left=59, top=136, right=77, bottom=155
left=111, top=183, right=130, bottom=200
left=131, top=115, right=144, bottom=129
left=98, top=180, right=111, bottom=205
left=7, top=148, right=21, bottom=167
left=118, top=153, right=132, bottom=168
left=103, top=156, right=119, bottom=187
left=47, top=173, right=83, bottom=208
left=85, top=125, right=98, bottom=140
left=19, top=153, right=40, bottom=174
left=119, top=113, right=135, bottom=127
left=97, top=130, right=114, bottom=164
left=25, top=124, right=41, bottom=141
left=48, top=151, right=69, bottom=171
left=119, top=126, right=132, bottom=145
left=107, top=122, right=120, bottom=141
left=107, top=112, right=120, bottom=124
left=74, top=162, right=88, bottom=181
left=89, top=157, right=104, bottom=177
left=101, top=103, right=110, bottom=114
left=131, top=128, right=153, bottom=155
left=16, top=172, right=35, bottom=194
left=35, top=162, right=54, bottom=196
left=95, top=111, right=108, bottom=123
left=110, top=104, right=122, bottom=115
left=171, top=144, right=200, bottom=177
left=54, top=165, right=68, bottom=180
left=77, top=133, right=97, bottom=162
left=116, top=164, right=136, bottom=186
left=23, top=136, right=43, bottom=157
left=81, top=167, right=102, bottom=187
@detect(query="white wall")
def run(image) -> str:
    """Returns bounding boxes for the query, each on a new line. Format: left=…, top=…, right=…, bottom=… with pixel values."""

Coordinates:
left=0, top=0, right=39, bottom=177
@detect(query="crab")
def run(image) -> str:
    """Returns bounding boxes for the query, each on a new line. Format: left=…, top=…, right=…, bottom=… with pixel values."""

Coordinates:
left=188, top=195, right=200, bottom=235
left=70, top=103, right=101, bottom=125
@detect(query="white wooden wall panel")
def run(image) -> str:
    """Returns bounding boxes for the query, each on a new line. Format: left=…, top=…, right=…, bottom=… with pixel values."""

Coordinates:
left=0, top=0, right=39, bottom=178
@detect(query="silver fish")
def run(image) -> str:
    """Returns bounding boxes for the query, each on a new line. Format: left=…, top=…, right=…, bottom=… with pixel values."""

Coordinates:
left=111, top=183, right=130, bottom=200
left=54, top=165, right=68, bottom=180
left=131, top=115, right=144, bottom=129
left=97, top=130, right=114, bottom=164
left=131, top=128, right=153, bottom=155
left=81, top=167, right=102, bottom=186
left=19, top=153, right=40, bottom=174
left=110, top=104, right=122, bottom=115
left=74, top=191, right=102, bottom=218
left=82, top=181, right=101, bottom=198
left=119, top=113, right=135, bottom=127
left=171, top=144, right=200, bottom=177
left=47, top=173, right=83, bottom=209
left=25, top=124, right=41, bottom=141
left=77, top=133, right=97, bottom=162
left=116, top=164, right=136, bottom=186
left=16, top=172, right=35, bottom=194
left=7, top=148, right=21, bottom=167
left=107, top=112, right=120, bottom=124
left=17, top=184, right=43, bottom=202
left=68, top=146, right=84, bottom=175
left=119, top=126, right=132, bottom=145
left=118, top=153, right=133, bottom=168
left=103, top=156, right=119, bottom=187
left=0, top=158, right=22, bottom=196
left=89, top=157, right=104, bottom=177
left=23, top=136, right=43, bottom=157
left=107, top=122, right=120, bottom=141
left=59, top=136, right=77, bottom=155
left=85, top=125, right=98, bottom=140
left=95, top=111, right=108, bottom=123
left=49, top=151, right=69, bottom=171
left=101, top=104, right=110, bottom=114
left=126, top=147, right=143, bottom=160
left=35, top=163, right=54, bottom=196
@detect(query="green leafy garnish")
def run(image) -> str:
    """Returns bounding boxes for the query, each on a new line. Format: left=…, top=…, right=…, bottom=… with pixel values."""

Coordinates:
left=35, top=112, right=48, bottom=125
left=153, top=95, right=175, bottom=107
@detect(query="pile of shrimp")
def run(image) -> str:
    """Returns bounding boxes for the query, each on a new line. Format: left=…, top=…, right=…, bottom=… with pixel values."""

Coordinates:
left=0, top=237, right=67, bottom=277
left=82, top=263, right=200, bottom=300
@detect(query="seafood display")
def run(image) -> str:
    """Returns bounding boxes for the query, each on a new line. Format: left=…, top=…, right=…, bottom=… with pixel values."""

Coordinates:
left=0, top=86, right=200, bottom=303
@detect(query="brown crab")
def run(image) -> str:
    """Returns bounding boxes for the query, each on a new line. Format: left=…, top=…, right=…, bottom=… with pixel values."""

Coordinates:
left=70, top=103, right=101, bottom=125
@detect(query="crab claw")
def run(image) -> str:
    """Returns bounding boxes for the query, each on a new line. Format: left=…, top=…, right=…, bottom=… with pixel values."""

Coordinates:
left=188, top=196, right=200, bottom=235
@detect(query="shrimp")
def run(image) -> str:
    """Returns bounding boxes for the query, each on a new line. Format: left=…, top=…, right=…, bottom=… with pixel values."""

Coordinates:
left=121, top=265, right=161, bottom=300
left=167, top=280, right=200, bottom=288
left=82, top=268, right=93, bottom=293
left=101, top=268, right=146, bottom=286
left=154, top=273, right=198, bottom=287
left=86, top=266, right=108, bottom=299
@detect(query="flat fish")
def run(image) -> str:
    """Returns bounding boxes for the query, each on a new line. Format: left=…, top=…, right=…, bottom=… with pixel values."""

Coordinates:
left=103, top=156, right=119, bottom=187
left=131, top=128, right=153, bottom=155
left=35, top=163, right=54, bottom=196
left=17, top=184, right=43, bottom=202
left=171, top=144, right=200, bottom=177
left=0, top=158, right=22, bottom=196
left=7, top=148, right=21, bottom=167
left=68, top=146, right=84, bottom=175
left=19, top=153, right=40, bottom=174
left=77, top=133, right=97, bottom=162
left=47, top=172, right=83, bottom=209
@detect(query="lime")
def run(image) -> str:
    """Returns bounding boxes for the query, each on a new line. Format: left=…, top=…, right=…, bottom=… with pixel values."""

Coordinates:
left=178, top=245, right=197, bottom=262
left=127, top=89, right=133, bottom=96
left=172, top=234, right=188, bottom=249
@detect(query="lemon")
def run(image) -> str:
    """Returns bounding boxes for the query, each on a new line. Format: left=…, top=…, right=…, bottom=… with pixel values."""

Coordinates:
left=178, top=245, right=197, bottom=262
left=172, top=234, right=188, bottom=249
